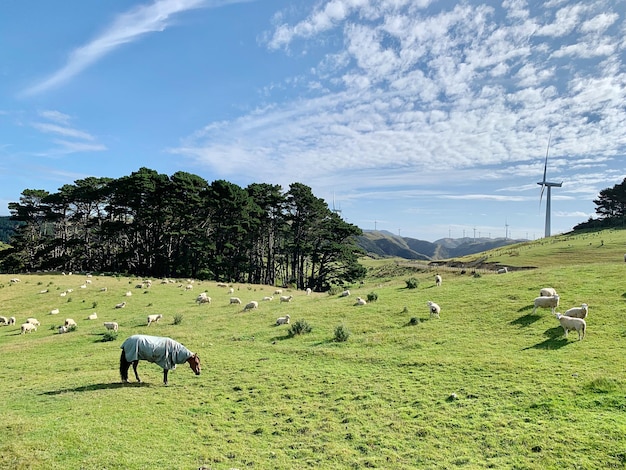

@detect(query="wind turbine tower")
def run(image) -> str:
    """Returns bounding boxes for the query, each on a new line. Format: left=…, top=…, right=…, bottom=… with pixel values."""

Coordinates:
left=537, top=134, right=562, bottom=238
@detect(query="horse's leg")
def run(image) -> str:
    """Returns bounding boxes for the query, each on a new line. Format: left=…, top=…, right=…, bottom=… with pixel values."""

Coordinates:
left=132, top=360, right=141, bottom=382
left=120, top=351, right=131, bottom=383
left=163, top=369, right=168, bottom=386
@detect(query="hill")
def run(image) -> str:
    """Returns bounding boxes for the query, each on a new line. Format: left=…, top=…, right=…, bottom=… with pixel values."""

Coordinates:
left=356, top=229, right=525, bottom=260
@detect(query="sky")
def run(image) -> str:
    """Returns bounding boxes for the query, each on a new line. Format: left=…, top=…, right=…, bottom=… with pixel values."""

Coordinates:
left=1, top=0, right=625, bottom=242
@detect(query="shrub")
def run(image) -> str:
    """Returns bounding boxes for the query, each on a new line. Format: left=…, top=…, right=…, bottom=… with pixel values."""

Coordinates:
left=327, top=286, right=340, bottom=296
left=173, top=313, right=183, bottom=325
left=101, top=331, right=118, bottom=342
left=367, top=292, right=378, bottom=302
left=405, top=278, right=419, bottom=289
left=334, top=324, right=350, bottom=342
left=288, top=319, right=312, bottom=337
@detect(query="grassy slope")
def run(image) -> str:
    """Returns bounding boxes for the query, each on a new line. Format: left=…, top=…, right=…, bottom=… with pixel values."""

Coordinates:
left=1, top=229, right=626, bottom=469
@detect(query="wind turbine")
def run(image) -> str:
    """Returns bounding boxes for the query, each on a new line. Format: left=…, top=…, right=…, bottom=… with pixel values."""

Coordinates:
left=537, top=134, right=562, bottom=238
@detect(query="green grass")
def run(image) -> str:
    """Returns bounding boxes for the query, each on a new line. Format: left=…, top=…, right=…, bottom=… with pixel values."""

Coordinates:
left=2, top=229, right=626, bottom=468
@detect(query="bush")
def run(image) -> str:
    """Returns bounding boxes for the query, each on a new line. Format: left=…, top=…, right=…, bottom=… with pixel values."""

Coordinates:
left=367, top=292, right=378, bottom=302
left=101, top=331, right=118, bottom=342
left=288, top=319, right=312, bottom=337
left=327, top=286, right=340, bottom=296
left=334, top=324, right=350, bottom=342
left=405, top=278, right=419, bottom=289
left=173, top=313, right=183, bottom=325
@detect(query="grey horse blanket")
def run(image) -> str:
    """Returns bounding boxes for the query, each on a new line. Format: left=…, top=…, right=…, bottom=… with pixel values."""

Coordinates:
left=121, top=335, right=193, bottom=370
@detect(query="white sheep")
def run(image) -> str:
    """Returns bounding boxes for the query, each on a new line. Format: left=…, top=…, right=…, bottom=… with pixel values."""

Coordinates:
left=555, top=313, right=586, bottom=340
left=230, top=297, right=242, bottom=304
left=10, top=278, right=20, bottom=283
left=0, top=316, right=7, bottom=325
left=564, top=303, right=589, bottom=320
left=8, top=317, right=15, bottom=325
left=276, top=314, right=290, bottom=325
left=306, top=288, right=312, bottom=295
left=274, top=289, right=283, bottom=295
left=21, top=322, right=36, bottom=334
left=355, top=297, right=367, bottom=306
left=60, top=291, right=67, bottom=297
left=50, top=308, right=60, bottom=315
left=58, top=325, right=68, bottom=334
left=196, top=293, right=211, bottom=304
left=87, top=312, right=98, bottom=320
left=497, top=267, right=508, bottom=274
left=64, top=318, right=77, bottom=327
left=243, top=300, right=259, bottom=311
left=435, top=275, right=442, bottom=287
left=125, top=291, right=133, bottom=297
left=100, top=287, right=108, bottom=292
left=427, top=301, right=441, bottom=319
left=262, top=296, right=274, bottom=301
left=115, top=301, right=127, bottom=309
left=339, top=290, right=350, bottom=297
left=532, top=294, right=560, bottom=315
left=280, top=295, right=293, bottom=303
left=26, top=318, right=40, bottom=326
left=228, top=287, right=235, bottom=294
left=39, top=289, right=49, bottom=294
left=539, top=287, right=558, bottom=297
left=185, top=284, right=193, bottom=290
left=147, top=314, right=163, bottom=326
left=103, top=321, right=119, bottom=332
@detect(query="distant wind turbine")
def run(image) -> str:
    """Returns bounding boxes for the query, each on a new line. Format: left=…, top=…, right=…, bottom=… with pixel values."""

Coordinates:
left=537, top=134, right=562, bottom=238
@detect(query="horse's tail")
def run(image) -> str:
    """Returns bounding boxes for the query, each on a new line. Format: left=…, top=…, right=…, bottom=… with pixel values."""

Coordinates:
left=120, top=350, right=129, bottom=382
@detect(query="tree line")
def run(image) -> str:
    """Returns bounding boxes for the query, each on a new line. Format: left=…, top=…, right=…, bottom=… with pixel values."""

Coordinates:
left=574, top=177, right=626, bottom=231
left=0, top=167, right=366, bottom=290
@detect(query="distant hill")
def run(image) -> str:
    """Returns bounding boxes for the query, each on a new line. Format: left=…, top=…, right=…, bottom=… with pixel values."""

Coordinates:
left=356, top=230, right=526, bottom=260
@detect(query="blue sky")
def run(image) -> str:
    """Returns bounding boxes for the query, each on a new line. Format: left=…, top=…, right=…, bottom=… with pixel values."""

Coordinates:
left=1, top=0, right=625, bottom=242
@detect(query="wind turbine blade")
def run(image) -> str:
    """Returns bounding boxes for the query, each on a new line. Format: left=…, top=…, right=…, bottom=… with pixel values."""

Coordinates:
left=539, top=184, right=545, bottom=206
left=542, top=133, right=551, bottom=184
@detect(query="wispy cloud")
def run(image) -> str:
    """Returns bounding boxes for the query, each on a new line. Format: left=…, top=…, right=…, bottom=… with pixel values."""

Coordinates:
left=30, top=110, right=106, bottom=155
left=22, top=0, right=220, bottom=96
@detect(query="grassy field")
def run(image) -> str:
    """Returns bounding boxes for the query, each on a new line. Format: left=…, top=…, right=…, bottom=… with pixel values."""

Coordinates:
left=1, top=228, right=626, bottom=469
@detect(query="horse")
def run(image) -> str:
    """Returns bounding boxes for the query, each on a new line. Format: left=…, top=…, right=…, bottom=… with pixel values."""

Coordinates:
left=119, top=334, right=200, bottom=385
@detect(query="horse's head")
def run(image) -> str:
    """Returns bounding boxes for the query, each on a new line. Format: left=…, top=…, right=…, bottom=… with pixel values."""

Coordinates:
left=187, top=353, right=201, bottom=375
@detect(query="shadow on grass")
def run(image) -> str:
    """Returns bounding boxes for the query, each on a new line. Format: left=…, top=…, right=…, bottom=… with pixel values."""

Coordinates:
left=517, top=304, right=534, bottom=313
left=510, top=313, right=542, bottom=327
left=523, top=327, right=570, bottom=350
left=41, top=381, right=152, bottom=395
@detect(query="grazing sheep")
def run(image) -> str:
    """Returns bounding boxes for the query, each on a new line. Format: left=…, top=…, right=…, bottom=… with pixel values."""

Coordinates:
left=355, top=297, right=367, bottom=306
left=58, top=325, right=68, bottom=334
left=555, top=313, right=586, bottom=340
left=103, top=321, right=119, bottom=332
left=228, top=287, right=235, bottom=294
left=0, top=316, right=7, bottom=325
left=10, top=278, right=21, bottom=283
left=306, top=288, right=312, bottom=295
left=125, top=291, right=133, bottom=297
left=274, top=289, right=283, bottom=295
left=427, top=301, right=441, bottom=319
left=276, top=315, right=290, bottom=325
left=8, top=317, right=15, bottom=325
left=64, top=318, right=77, bottom=327
left=50, top=308, right=60, bottom=315
left=540, top=287, right=558, bottom=297
left=85, top=279, right=92, bottom=284
left=21, top=322, right=36, bottom=334
left=39, top=289, right=49, bottom=294
left=243, top=300, right=259, bottom=311
left=80, top=284, right=87, bottom=289
left=115, top=301, right=127, bottom=309
left=280, top=295, right=293, bottom=303
left=435, top=275, right=442, bottom=287
left=497, top=267, right=508, bottom=274
left=229, top=297, right=242, bottom=305
left=196, top=292, right=211, bottom=304
left=100, top=287, right=108, bottom=292
left=339, top=290, right=350, bottom=297
left=185, top=284, right=193, bottom=290
left=66, top=288, right=73, bottom=293
left=262, top=296, right=274, bottom=301
left=147, top=314, right=163, bottom=326
left=564, top=303, right=589, bottom=320
left=26, top=318, right=40, bottom=326
left=87, top=312, right=98, bottom=320
left=60, top=291, right=67, bottom=297
left=216, top=282, right=228, bottom=287
left=532, top=294, right=560, bottom=315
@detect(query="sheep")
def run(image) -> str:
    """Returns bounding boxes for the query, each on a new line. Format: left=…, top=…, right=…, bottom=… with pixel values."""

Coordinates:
left=497, top=267, right=508, bottom=274
left=59, top=291, right=67, bottom=297
left=147, top=314, right=163, bottom=326
left=196, top=293, right=211, bottom=304
left=539, top=287, right=558, bottom=297
left=243, top=300, right=259, bottom=311
left=228, top=287, right=235, bottom=294
left=8, top=317, right=15, bottom=325
left=185, top=284, right=193, bottom=290
left=216, top=282, right=228, bottom=287
left=64, top=318, right=77, bottom=327
left=87, top=312, right=98, bottom=320
left=115, top=301, right=127, bottom=309
left=85, top=279, right=92, bottom=284
left=50, top=308, right=60, bottom=315
left=339, top=290, right=350, bottom=297
left=555, top=313, right=586, bottom=340
left=276, top=314, right=290, bottom=325
left=103, top=321, right=119, bottom=332
left=306, top=288, right=312, bottom=295
left=26, top=318, right=40, bottom=326
left=229, top=297, right=242, bottom=304
left=435, top=274, right=442, bottom=287
left=39, top=289, right=49, bottom=294
left=427, top=301, right=441, bottom=319
left=262, top=296, right=274, bottom=301
left=0, top=316, right=7, bottom=325
left=100, top=287, right=108, bottom=292
left=280, top=295, right=293, bottom=303
left=355, top=297, right=367, bottom=306
left=274, top=289, right=283, bottom=295
left=21, top=322, right=37, bottom=334
left=532, top=294, right=560, bottom=315
left=80, top=284, right=87, bottom=289
left=58, top=325, right=68, bottom=334
left=125, top=291, right=133, bottom=297
left=564, top=303, right=589, bottom=320
left=10, top=278, right=20, bottom=283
